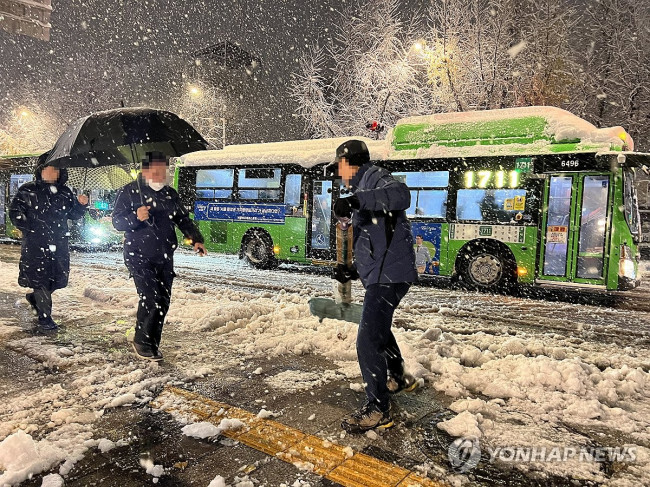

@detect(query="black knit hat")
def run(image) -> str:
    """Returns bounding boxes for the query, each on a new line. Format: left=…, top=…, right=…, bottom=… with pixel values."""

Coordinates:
left=141, top=151, right=169, bottom=168
left=335, top=139, right=370, bottom=167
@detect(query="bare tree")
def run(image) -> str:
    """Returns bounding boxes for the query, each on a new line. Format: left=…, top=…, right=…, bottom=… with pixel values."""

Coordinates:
left=165, top=81, right=227, bottom=149
left=424, top=0, right=578, bottom=112
left=290, top=45, right=340, bottom=138
left=573, top=0, right=650, bottom=149
left=292, top=0, right=432, bottom=138
left=0, top=103, right=62, bottom=155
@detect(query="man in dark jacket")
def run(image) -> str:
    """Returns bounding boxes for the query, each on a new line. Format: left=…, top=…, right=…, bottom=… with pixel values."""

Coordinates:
left=332, top=139, right=419, bottom=433
left=112, top=151, right=206, bottom=361
left=9, top=162, right=88, bottom=330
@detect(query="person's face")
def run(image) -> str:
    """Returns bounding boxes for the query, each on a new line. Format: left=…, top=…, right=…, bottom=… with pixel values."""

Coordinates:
left=338, top=157, right=359, bottom=187
left=416, top=236, right=423, bottom=245
left=142, top=160, right=168, bottom=184
left=41, top=165, right=60, bottom=183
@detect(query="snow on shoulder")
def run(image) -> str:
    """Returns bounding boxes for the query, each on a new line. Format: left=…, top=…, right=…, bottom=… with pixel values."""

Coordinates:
left=389, top=106, right=634, bottom=158
left=179, top=136, right=388, bottom=168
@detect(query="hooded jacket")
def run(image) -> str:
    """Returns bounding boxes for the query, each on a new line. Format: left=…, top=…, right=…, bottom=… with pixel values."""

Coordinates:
left=9, top=164, right=87, bottom=290
left=349, top=163, right=418, bottom=287
left=112, top=175, right=203, bottom=264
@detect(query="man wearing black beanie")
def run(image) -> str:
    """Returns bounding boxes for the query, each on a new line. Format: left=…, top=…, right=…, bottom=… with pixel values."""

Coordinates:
left=332, top=139, right=419, bottom=433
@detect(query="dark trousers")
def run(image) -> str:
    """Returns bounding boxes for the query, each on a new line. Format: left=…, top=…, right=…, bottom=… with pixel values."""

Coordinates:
left=127, top=258, right=174, bottom=351
left=357, top=282, right=411, bottom=411
left=28, top=288, right=53, bottom=320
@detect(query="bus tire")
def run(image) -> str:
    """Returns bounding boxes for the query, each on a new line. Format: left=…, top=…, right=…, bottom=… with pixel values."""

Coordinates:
left=457, top=241, right=517, bottom=291
left=242, top=230, right=278, bottom=269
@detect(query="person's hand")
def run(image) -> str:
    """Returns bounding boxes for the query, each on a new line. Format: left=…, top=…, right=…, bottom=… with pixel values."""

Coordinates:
left=333, top=195, right=359, bottom=219
left=332, top=263, right=358, bottom=283
left=136, top=206, right=150, bottom=221
left=194, top=242, right=207, bottom=256
left=77, top=194, right=89, bottom=206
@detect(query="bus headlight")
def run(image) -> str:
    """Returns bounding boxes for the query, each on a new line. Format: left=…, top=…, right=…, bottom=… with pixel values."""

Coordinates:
left=619, top=245, right=637, bottom=279
left=89, top=226, right=105, bottom=237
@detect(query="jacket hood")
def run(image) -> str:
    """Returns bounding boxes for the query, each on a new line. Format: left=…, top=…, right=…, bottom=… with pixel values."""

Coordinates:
left=35, top=163, right=69, bottom=186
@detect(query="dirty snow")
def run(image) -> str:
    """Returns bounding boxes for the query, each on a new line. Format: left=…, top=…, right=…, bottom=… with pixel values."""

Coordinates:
left=0, top=252, right=649, bottom=485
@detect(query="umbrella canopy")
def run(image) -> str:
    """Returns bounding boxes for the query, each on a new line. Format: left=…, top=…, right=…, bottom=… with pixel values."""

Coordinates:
left=67, top=166, right=134, bottom=191
left=46, top=107, right=209, bottom=168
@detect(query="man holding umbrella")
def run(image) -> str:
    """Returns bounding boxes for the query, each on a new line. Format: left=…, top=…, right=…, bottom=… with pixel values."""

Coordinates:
left=9, top=155, right=89, bottom=331
left=112, top=151, right=206, bottom=361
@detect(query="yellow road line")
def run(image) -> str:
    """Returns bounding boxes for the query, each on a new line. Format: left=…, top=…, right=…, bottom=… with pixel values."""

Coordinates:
left=151, top=386, right=445, bottom=487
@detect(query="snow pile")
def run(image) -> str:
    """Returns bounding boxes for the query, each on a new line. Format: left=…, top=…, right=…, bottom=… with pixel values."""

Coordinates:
left=181, top=136, right=387, bottom=169
left=181, top=419, right=245, bottom=440
left=437, top=411, right=482, bottom=439
left=140, top=457, right=164, bottom=481
left=256, top=409, right=278, bottom=419
left=181, top=422, right=221, bottom=439
left=208, top=476, right=227, bottom=487
left=0, top=431, right=66, bottom=486
left=1, top=250, right=649, bottom=485
left=41, top=473, right=64, bottom=487
left=96, top=438, right=116, bottom=453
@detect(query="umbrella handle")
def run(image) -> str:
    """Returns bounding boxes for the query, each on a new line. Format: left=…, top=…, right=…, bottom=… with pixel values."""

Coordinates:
left=135, top=172, right=153, bottom=227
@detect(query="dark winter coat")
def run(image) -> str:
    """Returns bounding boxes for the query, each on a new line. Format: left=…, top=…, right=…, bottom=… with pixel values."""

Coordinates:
left=112, top=175, right=203, bottom=265
left=350, top=163, right=418, bottom=287
left=9, top=165, right=87, bottom=290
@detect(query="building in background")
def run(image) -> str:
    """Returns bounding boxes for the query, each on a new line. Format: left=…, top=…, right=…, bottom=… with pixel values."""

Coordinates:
left=0, top=0, right=51, bottom=41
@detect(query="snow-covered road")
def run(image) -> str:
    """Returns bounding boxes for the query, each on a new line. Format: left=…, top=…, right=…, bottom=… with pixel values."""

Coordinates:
left=0, top=245, right=649, bottom=486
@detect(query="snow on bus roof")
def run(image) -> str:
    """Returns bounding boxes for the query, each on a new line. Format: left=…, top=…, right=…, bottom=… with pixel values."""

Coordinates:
left=180, top=137, right=388, bottom=168
left=391, top=106, right=633, bottom=154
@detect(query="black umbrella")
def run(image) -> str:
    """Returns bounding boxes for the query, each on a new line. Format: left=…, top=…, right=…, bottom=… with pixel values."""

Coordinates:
left=45, top=107, right=209, bottom=169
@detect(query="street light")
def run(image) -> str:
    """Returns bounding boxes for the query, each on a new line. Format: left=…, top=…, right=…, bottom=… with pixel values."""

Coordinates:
left=188, top=84, right=202, bottom=97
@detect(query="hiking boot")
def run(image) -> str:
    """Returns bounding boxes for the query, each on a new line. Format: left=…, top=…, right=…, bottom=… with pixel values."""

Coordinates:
left=37, top=317, right=58, bottom=331
left=387, top=372, right=419, bottom=394
left=152, top=348, right=163, bottom=361
left=25, top=293, right=38, bottom=317
left=131, top=342, right=162, bottom=362
left=341, top=402, right=393, bottom=433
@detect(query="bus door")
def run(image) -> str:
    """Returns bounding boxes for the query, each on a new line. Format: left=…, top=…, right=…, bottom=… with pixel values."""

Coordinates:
left=538, top=173, right=612, bottom=286
left=308, top=177, right=339, bottom=262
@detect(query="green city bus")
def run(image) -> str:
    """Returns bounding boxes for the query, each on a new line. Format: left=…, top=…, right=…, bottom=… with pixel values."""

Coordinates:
left=175, top=106, right=648, bottom=292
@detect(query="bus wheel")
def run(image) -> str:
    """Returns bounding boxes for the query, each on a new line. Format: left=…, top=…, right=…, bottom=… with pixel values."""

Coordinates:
left=459, top=244, right=515, bottom=291
left=242, top=231, right=277, bottom=269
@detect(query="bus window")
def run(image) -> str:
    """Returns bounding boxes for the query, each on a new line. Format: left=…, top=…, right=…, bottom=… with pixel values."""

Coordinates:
left=577, top=176, right=609, bottom=279
left=239, top=189, right=281, bottom=200
left=457, top=189, right=527, bottom=222
left=197, top=169, right=234, bottom=187
left=395, top=171, right=449, bottom=219
left=407, top=190, right=448, bottom=218
left=238, top=168, right=282, bottom=200
left=393, top=171, right=449, bottom=187
left=10, top=174, right=33, bottom=197
left=239, top=168, right=281, bottom=188
left=624, top=170, right=640, bottom=235
left=196, top=169, right=234, bottom=200
left=284, top=174, right=302, bottom=208
left=311, top=180, right=332, bottom=250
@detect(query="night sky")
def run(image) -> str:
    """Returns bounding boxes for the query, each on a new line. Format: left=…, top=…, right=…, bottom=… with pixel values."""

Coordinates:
left=0, top=0, right=363, bottom=143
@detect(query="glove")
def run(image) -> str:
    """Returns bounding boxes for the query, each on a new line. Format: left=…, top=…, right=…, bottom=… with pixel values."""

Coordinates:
left=333, top=195, right=359, bottom=219
left=332, top=263, right=359, bottom=283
